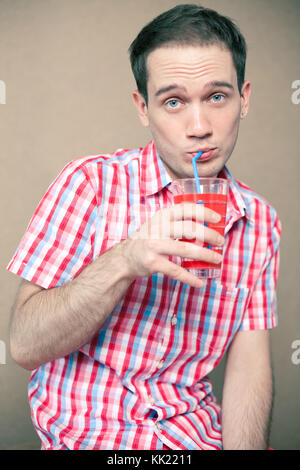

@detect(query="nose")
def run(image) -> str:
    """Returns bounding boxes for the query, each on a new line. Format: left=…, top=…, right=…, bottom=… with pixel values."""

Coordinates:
left=186, top=103, right=212, bottom=139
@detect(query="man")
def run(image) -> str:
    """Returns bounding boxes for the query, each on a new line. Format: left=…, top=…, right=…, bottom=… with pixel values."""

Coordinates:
left=7, top=4, right=281, bottom=450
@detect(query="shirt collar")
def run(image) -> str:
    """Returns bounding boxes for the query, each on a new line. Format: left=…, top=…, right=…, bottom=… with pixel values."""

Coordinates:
left=219, top=166, right=252, bottom=223
left=140, top=141, right=251, bottom=223
left=140, top=141, right=172, bottom=197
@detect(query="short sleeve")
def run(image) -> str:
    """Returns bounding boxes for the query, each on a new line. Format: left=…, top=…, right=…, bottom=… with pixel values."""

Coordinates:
left=239, top=214, right=282, bottom=331
left=7, top=161, right=98, bottom=289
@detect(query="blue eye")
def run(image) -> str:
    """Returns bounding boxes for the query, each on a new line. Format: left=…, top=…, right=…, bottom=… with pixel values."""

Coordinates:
left=212, top=94, right=224, bottom=102
left=167, top=99, right=179, bottom=108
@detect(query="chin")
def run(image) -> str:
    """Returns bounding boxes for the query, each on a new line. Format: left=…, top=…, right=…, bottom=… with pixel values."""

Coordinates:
left=197, top=160, right=225, bottom=178
left=193, top=168, right=219, bottom=179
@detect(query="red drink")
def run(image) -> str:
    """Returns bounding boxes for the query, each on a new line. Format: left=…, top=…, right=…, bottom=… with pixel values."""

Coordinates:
left=174, top=193, right=227, bottom=270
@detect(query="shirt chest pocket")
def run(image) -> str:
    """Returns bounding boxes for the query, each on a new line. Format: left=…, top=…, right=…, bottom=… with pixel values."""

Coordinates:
left=192, top=282, right=250, bottom=355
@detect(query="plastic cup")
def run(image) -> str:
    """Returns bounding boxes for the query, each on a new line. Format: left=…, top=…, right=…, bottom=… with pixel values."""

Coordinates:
left=171, top=177, right=229, bottom=278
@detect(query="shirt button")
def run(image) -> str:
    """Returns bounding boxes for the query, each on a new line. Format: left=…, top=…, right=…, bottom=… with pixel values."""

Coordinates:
left=171, top=316, right=177, bottom=325
left=148, top=395, right=155, bottom=405
left=156, top=422, right=162, bottom=431
left=157, top=360, right=164, bottom=369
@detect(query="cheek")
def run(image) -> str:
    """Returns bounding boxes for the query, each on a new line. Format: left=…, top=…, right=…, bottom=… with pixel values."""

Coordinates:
left=149, top=115, right=179, bottom=142
left=219, top=112, right=240, bottom=143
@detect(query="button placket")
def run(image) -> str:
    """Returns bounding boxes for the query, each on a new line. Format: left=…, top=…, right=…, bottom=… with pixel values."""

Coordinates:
left=155, top=314, right=179, bottom=372
left=153, top=276, right=181, bottom=374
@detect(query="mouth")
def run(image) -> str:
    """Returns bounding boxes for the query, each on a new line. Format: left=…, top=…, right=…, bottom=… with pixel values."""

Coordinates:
left=189, top=148, right=217, bottom=162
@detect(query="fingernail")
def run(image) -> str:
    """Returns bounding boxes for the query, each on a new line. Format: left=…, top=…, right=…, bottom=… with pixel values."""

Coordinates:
left=213, top=213, right=221, bottom=222
left=214, top=253, right=223, bottom=264
left=217, top=235, right=225, bottom=245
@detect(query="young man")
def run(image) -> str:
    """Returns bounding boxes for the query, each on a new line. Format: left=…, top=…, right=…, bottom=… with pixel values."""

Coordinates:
left=7, top=4, right=281, bottom=450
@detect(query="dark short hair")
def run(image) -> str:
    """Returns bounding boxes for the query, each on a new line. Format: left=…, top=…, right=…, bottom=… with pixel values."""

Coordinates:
left=129, top=3, right=247, bottom=103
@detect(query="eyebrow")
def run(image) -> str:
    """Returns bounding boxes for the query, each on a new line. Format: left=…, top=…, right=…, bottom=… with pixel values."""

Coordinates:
left=154, top=84, right=187, bottom=97
left=203, top=80, right=234, bottom=91
left=154, top=80, right=234, bottom=97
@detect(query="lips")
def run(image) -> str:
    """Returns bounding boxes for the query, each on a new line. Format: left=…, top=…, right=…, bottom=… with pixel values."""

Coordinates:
left=190, top=148, right=216, bottom=161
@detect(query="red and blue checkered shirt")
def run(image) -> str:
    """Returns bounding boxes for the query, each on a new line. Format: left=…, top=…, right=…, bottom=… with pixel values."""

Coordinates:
left=7, top=141, right=281, bottom=450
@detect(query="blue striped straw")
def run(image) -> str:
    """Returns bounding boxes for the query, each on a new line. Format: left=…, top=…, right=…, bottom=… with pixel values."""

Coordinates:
left=192, top=151, right=203, bottom=194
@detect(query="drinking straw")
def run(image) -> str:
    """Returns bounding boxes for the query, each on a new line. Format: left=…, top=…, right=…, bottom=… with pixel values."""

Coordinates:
left=192, top=151, right=203, bottom=194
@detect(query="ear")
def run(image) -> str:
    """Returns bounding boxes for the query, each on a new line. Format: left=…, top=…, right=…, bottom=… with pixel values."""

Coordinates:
left=240, top=80, right=251, bottom=119
left=132, top=90, right=149, bottom=127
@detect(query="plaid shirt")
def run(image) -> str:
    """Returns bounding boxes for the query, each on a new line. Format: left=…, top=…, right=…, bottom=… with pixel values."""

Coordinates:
left=7, top=141, right=281, bottom=450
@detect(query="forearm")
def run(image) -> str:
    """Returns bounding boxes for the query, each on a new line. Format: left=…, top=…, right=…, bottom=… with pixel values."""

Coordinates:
left=221, top=366, right=273, bottom=450
left=10, top=241, right=133, bottom=370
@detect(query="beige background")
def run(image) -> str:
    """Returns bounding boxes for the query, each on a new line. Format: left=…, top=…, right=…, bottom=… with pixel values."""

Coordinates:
left=1, top=0, right=299, bottom=450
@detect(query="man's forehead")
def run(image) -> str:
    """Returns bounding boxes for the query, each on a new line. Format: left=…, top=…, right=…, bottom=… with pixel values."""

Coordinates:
left=154, top=81, right=235, bottom=98
left=146, top=44, right=236, bottom=88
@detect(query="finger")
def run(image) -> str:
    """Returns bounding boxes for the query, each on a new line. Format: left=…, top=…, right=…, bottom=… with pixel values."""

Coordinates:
left=132, top=204, right=222, bottom=240
left=167, top=221, right=225, bottom=245
left=151, top=238, right=223, bottom=264
left=154, top=255, right=204, bottom=288
left=170, top=203, right=221, bottom=224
